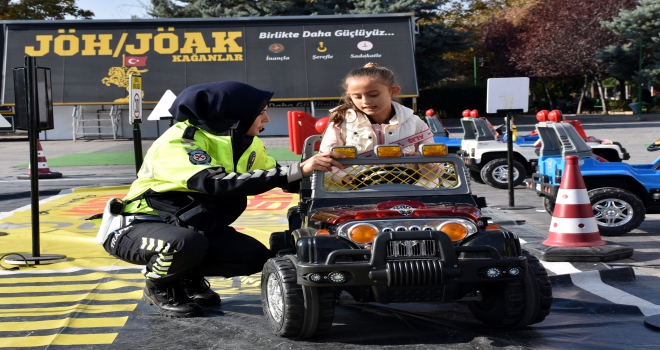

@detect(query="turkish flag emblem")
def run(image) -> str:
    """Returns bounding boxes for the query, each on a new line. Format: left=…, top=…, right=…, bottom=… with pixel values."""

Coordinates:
left=124, top=56, right=148, bottom=67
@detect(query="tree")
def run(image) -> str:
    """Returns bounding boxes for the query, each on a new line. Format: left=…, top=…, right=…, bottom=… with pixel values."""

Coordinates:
left=599, top=0, right=660, bottom=86
left=148, top=0, right=472, bottom=89
left=0, top=0, right=94, bottom=20
left=490, top=0, right=636, bottom=113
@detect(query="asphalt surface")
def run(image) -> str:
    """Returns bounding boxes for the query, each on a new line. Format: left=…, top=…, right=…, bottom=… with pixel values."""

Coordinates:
left=1, top=114, right=660, bottom=349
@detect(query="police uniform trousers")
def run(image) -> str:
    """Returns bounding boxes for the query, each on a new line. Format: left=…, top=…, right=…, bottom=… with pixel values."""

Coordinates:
left=103, top=220, right=274, bottom=283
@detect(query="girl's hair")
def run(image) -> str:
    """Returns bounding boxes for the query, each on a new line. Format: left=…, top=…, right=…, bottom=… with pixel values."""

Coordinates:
left=328, top=63, right=398, bottom=127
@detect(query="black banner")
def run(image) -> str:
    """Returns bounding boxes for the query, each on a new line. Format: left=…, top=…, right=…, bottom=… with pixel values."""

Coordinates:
left=1, top=14, right=417, bottom=105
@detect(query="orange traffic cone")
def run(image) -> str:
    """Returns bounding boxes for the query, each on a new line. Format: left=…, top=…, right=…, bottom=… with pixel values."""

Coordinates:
left=525, top=155, right=632, bottom=262
left=17, top=139, right=62, bottom=180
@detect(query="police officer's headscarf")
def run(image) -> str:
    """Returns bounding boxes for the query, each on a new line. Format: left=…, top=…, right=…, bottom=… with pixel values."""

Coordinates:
left=169, top=81, right=274, bottom=167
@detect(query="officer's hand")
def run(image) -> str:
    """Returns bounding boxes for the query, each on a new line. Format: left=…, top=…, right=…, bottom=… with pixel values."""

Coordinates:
left=301, top=151, right=345, bottom=176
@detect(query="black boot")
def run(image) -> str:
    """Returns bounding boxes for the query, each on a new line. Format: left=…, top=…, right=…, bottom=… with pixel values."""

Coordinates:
left=180, top=275, right=221, bottom=306
left=143, top=279, right=203, bottom=317
left=648, top=139, right=660, bottom=152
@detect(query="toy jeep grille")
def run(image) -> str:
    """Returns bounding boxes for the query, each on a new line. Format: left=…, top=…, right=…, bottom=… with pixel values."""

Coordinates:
left=322, top=162, right=459, bottom=191
left=387, top=239, right=438, bottom=258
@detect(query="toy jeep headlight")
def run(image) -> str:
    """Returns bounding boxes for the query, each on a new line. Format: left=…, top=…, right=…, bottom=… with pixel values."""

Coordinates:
left=375, top=145, right=403, bottom=158
left=419, top=144, right=447, bottom=157
left=331, top=146, right=357, bottom=159
left=348, top=223, right=378, bottom=244
left=439, top=221, right=477, bottom=242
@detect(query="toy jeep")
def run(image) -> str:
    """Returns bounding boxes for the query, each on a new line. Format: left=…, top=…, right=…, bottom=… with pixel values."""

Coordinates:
left=458, top=117, right=629, bottom=189
left=526, top=121, right=660, bottom=236
left=261, top=136, right=553, bottom=339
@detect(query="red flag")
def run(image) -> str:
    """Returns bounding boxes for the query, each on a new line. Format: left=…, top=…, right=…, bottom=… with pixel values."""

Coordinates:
left=124, top=56, right=148, bottom=67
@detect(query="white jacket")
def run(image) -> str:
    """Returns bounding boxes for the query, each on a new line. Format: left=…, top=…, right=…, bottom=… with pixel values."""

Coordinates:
left=321, top=102, right=428, bottom=155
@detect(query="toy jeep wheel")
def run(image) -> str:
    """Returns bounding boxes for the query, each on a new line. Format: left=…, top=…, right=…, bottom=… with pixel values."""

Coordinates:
left=480, top=159, right=526, bottom=189
left=588, top=187, right=645, bottom=236
left=467, top=253, right=552, bottom=327
left=469, top=169, right=485, bottom=184
left=543, top=197, right=555, bottom=215
left=269, top=231, right=289, bottom=255
left=261, top=257, right=335, bottom=339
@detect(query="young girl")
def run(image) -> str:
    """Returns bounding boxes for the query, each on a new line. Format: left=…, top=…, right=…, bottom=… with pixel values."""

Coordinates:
left=320, top=63, right=434, bottom=155
left=320, top=63, right=443, bottom=187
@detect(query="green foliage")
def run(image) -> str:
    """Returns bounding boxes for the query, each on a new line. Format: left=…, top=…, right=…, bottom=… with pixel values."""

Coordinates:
left=148, top=0, right=472, bottom=89
left=599, top=0, right=660, bottom=83
left=418, top=83, right=487, bottom=118
left=0, top=0, right=94, bottom=20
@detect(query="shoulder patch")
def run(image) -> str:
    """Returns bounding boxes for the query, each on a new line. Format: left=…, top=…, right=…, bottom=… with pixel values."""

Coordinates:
left=247, top=151, right=257, bottom=171
left=188, top=149, right=212, bottom=165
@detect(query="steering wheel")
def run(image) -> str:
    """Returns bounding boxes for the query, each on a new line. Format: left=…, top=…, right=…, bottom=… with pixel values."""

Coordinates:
left=351, top=165, right=420, bottom=188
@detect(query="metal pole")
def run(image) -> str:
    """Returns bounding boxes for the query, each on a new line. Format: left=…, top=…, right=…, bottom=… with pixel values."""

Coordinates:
left=473, top=57, right=477, bottom=86
left=26, top=56, right=40, bottom=258
left=133, top=123, right=143, bottom=175
left=638, top=40, right=643, bottom=115
left=507, top=112, right=514, bottom=207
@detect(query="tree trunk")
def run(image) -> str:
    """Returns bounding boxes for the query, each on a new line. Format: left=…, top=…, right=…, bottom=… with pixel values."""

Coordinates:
left=617, top=78, right=625, bottom=100
left=576, top=75, right=589, bottom=114
left=542, top=79, right=554, bottom=110
left=595, top=76, right=608, bottom=114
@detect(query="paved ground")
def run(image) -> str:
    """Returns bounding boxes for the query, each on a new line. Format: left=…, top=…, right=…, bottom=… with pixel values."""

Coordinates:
left=1, top=115, right=660, bottom=349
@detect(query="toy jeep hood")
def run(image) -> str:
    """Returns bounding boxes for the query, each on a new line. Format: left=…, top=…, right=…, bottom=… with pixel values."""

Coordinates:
left=309, top=200, right=482, bottom=225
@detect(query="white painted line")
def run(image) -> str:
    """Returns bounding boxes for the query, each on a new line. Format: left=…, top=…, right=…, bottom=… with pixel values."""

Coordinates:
left=570, top=270, right=660, bottom=316
left=539, top=261, right=582, bottom=275
left=0, top=265, right=142, bottom=276
left=0, top=192, right=69, bottom=220
left=520, top=238, right=582, bottom=275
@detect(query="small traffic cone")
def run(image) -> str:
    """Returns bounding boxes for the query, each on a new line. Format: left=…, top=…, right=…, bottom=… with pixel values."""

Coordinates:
left=525, top=155, right=633, bottom=262
left=17, top=139, right=62, bottom=180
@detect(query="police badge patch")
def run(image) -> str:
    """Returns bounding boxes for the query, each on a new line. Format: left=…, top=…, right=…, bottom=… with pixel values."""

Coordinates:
left=247, top=151, right=257, bottom=171
left=188, top=150, right=212, bottom=165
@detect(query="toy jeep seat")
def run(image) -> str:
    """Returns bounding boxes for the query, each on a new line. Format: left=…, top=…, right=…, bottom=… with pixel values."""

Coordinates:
left=460, top=117, right=498, bottom=142
left=536, top=121, right=593, bottom=158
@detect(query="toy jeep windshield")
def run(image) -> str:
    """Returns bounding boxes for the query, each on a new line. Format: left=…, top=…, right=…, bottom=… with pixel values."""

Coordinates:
left=261, top=136, right=553, bottom=339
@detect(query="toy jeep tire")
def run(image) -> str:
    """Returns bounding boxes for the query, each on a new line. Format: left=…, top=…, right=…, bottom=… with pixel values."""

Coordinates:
left=469, top=169, right=485, bottom=184
left=269, top=231, right=289, bottom=255
left=588, top=188, right=646, bottom=236
left=261, top=257, right=335, bottom=339
left=480, top=159, right=526, bottom=189
left=467, top=253, right=552, bottom=327
left=543, top=197, right=555, bottom=215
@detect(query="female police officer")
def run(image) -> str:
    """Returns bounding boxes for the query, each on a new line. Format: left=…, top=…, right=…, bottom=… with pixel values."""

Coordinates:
left=96, top=81, right=344, bottom=317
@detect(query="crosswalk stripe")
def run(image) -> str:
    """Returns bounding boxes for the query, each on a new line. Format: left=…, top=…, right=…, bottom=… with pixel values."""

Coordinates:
left=0, top=333, right=118, bottom=347
left=0, top=304, right=137, bottom=318
left=0, top=316, right=128, bottom=332
left=570, top=270, right=660, bottom=316
left=0, top=290, right=142, bottom=305
left=0, top=280, right=143, bottom=293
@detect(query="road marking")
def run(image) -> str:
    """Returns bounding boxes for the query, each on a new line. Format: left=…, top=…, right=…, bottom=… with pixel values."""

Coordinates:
left=570, top=270, right=660, bottom=316
left=520, top=238, right=582, bottom=275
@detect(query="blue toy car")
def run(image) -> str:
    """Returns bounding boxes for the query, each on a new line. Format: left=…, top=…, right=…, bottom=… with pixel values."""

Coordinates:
left=526, top=121, right=660, bottom=236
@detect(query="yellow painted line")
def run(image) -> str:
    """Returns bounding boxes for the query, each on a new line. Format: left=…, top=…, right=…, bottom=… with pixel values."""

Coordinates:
left=0, top=304, right=137, bottom=318
left=0, top=333, right=118, bottom=347
left=0, top=290, right=143, bottom=305
left=0, top=316, right=128, bottom=332
left=0, top=272, right=144, bottom=284
left=0, top=280, right=143, bottom=294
